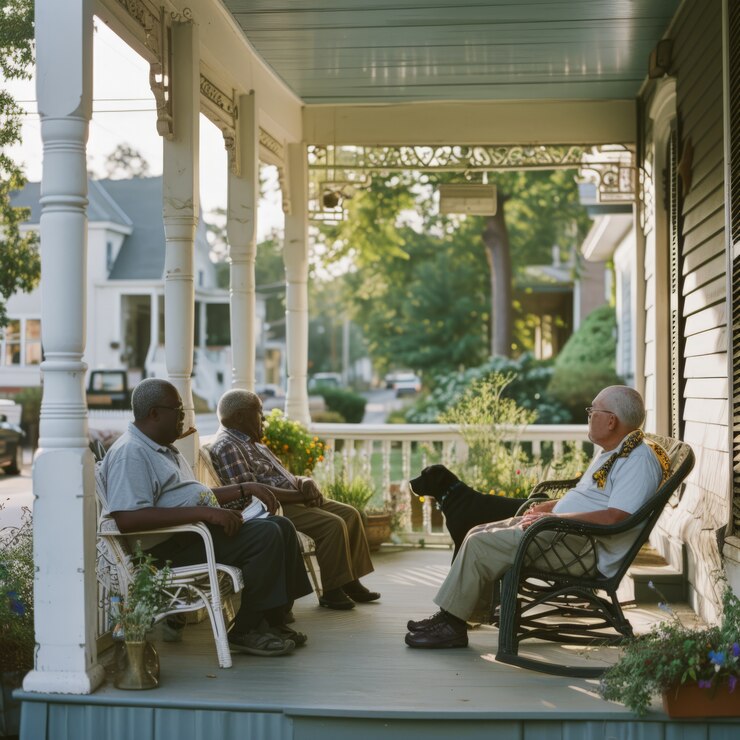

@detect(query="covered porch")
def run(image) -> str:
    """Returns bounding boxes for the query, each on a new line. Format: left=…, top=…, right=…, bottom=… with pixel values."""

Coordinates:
left=24, top=0, right=740, bottom=735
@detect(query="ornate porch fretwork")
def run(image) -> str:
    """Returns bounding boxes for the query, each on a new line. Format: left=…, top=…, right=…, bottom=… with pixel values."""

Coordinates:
left=113, top=0, right=174, bottom=138
left=259, top=128, right=284, bottom=162
left=639, top=160, right=656, bottom=235
left=277, top=165, right=290, bottom=215
left=200, top=73, right=239, bottom=175
left=307, top=143, right=635, bottom=220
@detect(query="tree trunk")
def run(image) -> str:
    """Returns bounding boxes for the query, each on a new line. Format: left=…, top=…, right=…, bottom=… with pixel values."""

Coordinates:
left=482, top=193, right=512, bottom=357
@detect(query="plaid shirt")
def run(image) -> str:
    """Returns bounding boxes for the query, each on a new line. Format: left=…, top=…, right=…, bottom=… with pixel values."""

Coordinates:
left=210, top=427, right=299, bottom=490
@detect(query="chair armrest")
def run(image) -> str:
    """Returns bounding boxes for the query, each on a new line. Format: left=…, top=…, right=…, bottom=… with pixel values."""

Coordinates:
left=528, top=477, right=582, bottom=499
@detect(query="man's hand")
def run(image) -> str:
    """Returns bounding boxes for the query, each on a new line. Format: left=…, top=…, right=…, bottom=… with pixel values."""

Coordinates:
left=244, top=483, right=280, bottom=514
left=202, top=507, right=243, bottom=537
left=519, top=510, right=555, bottom=531
left=526, top=499, right=557, bottom=515
left=299, top=478, right=324, bottom=507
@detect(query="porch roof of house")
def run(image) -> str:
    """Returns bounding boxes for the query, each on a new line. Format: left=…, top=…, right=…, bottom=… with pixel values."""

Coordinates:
left=222, top=0, right=681, bottom=106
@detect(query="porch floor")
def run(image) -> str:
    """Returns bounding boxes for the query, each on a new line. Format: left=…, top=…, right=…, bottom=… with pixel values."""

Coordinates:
left=19, top=547, right=740, bottom=739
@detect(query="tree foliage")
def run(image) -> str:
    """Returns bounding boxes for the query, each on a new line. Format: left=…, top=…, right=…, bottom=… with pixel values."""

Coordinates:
left=0, top=0, right=39, bottom=327
left=315, top=167, right=591, bottom=374
left=103, top=143, right=151, bottom=179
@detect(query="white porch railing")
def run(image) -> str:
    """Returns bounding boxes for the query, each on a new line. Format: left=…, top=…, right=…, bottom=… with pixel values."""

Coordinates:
left=309, top=423, right=589, bottom=542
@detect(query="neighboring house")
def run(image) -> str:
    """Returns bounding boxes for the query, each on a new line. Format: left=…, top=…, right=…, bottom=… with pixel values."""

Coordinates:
left=578, top=182, right=636, bottom=384
left=515, top=245, right=609, bottom=360
left=3, top=177, right=283, bottom=407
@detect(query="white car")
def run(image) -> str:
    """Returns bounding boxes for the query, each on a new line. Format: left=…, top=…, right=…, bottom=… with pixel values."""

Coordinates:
left=392, top=373, right=421, bottom=397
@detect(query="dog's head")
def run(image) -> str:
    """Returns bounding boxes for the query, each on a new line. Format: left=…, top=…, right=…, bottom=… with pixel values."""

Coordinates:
left=408, top=464, right=459, bottom=499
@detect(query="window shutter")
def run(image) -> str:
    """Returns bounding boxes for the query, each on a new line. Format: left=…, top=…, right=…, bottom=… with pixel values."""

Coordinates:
left=668, top=126, right=684, bottom=440
left=730, top=0, right=740, bottom=531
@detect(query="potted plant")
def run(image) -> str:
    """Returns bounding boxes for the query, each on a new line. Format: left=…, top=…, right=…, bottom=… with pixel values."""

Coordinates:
left=110, top=545, right=172, bottom=690
left=0, top=507, right=33, bottom=737
left=321, top=471, right=391, bottom=551
left=261, top=409, right=325, bottom=475
left=600, top=580, right=740, bottom=717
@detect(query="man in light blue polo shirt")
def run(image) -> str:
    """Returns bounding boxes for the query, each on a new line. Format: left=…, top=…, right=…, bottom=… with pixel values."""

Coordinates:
left=102, top=378, right=313, bottom=656
left=405, top=385, right=667, bottom=649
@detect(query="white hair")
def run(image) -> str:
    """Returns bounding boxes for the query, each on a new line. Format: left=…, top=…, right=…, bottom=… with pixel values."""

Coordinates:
left=131, top=378, right=178, bottom=420
left=217, top=389, right=261, bottom=425
left=600, top=385, right=645, bottom=429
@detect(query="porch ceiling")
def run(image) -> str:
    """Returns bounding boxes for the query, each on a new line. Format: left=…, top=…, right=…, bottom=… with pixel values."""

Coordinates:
left=221, top=0, right=681, bottom=105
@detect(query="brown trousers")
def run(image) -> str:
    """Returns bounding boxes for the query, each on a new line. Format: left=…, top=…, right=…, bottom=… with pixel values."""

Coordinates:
left=281, top=499, right=374, bottom=591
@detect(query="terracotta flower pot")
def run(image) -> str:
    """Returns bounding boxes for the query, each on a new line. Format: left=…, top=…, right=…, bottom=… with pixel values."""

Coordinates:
left=662, top=680, right=740, bottom=718
left=364, top=512, right=392, bottom=551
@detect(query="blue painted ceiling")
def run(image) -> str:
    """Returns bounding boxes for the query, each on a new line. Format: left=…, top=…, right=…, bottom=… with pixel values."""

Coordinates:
left=221, top=0, right=682, bottom=104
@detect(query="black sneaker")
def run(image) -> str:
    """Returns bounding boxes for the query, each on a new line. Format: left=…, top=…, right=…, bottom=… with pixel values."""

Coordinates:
left=342, top=580, right=381, bottom=603
left=319, top=588, right=356, bottom=610
left=406, top=610, right=446, bottom=632
left=228, top=629, right=295, bottom=656
left=405, top=617, right=468, bottom=649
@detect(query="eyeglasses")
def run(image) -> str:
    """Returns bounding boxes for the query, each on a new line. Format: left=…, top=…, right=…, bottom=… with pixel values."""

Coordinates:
left=155, top=405, right=185, bottom=416
left=585, top=406, right=615, bottom=419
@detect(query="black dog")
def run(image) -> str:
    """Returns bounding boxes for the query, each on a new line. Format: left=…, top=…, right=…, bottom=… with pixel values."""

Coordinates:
left=408, top=464, right=523, bottom=559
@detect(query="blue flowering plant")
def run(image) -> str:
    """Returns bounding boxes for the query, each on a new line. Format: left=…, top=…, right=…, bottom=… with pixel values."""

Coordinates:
left=600, top=580, right=740, bottom=715
left=0, top=506, right=34, bottom=673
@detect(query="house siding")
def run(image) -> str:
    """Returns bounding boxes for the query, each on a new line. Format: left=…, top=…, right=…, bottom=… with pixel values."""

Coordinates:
left=640, top=0, right=729, bottom=620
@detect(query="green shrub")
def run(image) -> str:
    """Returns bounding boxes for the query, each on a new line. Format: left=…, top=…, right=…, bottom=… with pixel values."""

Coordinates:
left=406, top=353, right=571, bottom=424
left=311, top=410, right=346, bottom=424
left=322, top=473, right=376, bottom=513
left=0, top=506, right=34, bottom=672
left=261, top=409, right=325, bottom=475
left=314, top=386, right=366, bottom=424
left=548, top=305, right=623, bottom=420
left=437, top=374, right=588, bottom=497
left=13, top=385, right=41, bottom=447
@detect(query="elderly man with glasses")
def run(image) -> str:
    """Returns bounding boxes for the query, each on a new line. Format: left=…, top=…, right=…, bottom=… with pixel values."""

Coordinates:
left=405, top=385, right=669, bottom=649
left=101, top=378, right=313, bottom=657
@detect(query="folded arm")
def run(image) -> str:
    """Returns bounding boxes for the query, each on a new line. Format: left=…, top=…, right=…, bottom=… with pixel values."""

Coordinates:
left=520, top=507, right=631, bottom=530
left=112, top=505, right=243, bottom=537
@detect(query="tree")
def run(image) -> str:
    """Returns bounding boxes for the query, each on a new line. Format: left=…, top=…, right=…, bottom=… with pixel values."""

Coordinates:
left=316, top=167, right=591, bottom=375
left=103, top=144, right=151, bottom=179
left=0, top=0, right=39, bottom=327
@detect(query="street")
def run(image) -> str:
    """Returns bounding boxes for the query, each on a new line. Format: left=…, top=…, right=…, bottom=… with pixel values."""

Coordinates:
left=0, top=388, right=414, bottom=530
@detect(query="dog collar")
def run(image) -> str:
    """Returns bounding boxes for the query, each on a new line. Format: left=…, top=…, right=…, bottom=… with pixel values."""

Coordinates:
left=436, top=480, right=464, bottom=510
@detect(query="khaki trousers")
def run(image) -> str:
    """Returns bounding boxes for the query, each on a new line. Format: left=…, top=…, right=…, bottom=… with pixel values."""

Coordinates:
left=434, top=517, right=525, bottom=621
left=281, top=499, right=374, bottom=591
left=434, top=516, right=597, bottom=622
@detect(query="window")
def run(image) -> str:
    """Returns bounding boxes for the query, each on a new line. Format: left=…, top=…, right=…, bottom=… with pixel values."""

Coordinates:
left=2, top=320, right=21, bottom=365
left=1, top=318, right=42, bottom=367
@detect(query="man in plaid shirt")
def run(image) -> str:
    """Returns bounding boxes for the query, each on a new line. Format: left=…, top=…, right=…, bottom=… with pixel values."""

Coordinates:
left=210, top=389, right=379, bottom=610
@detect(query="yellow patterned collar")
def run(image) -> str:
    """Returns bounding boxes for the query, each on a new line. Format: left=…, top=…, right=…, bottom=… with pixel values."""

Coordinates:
left=592, top=429, right=670, bottom=489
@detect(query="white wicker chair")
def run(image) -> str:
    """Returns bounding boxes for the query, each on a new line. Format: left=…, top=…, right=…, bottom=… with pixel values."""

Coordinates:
left=196, top=445, right=323, bottom=598
left=94, top=464, right=244, bottom=669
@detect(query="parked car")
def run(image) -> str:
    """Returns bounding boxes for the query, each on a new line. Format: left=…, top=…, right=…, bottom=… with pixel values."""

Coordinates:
left=0, top=400, right=24, bottom=475
left=308, top=372, right=343, bottom=390
left=391, top=372, right=422, bottom=397
left=86, top=369, right=131, bottom=410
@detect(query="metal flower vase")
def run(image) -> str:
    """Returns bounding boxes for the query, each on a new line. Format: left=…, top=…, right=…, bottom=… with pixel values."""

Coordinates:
left=114, top=640, right=159, bottom=690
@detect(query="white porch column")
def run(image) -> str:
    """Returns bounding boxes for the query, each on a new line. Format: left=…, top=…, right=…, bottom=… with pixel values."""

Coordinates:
left=198, top=301, right=207, bottom=349
left=24, top=0, right=104, bottom=694
left=227, top=93, right=258, bottom=391
left=163, top=20, right=199, bottom=462
left=283, top=143, right=310, bottom=424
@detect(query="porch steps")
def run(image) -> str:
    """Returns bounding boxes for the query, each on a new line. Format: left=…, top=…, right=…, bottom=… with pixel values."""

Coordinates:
left=618, top=544, right=686, bottom=605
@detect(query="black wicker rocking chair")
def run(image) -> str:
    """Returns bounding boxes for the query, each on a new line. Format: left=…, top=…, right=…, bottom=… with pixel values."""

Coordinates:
left=491, top=432, right=695, bottom=678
